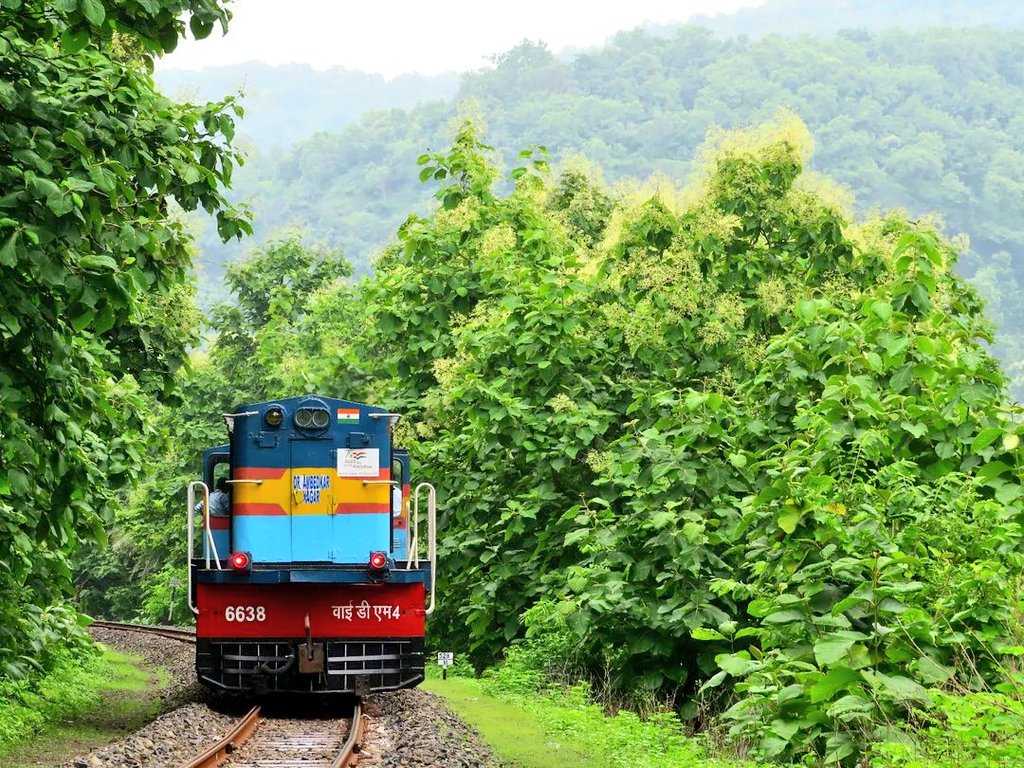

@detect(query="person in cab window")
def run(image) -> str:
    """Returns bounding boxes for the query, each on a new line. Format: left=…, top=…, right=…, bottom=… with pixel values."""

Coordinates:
left=195, top=477, right=231, bottom=516
left=209, top=477, right=230, bottom=517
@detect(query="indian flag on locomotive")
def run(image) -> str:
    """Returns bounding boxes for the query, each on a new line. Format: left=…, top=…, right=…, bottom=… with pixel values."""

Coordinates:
left=337, top=407, right=359, bottom=422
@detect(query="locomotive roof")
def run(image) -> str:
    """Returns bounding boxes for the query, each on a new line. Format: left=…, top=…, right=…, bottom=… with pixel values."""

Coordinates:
left=233, top=394, right=388, bottom=412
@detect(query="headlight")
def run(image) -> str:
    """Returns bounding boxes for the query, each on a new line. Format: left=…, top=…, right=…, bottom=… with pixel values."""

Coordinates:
left=295, top=408, right=315, bottom=429
left=294, top=405, right=330, bottom=431
left=264, top=406, right=284, bottom=428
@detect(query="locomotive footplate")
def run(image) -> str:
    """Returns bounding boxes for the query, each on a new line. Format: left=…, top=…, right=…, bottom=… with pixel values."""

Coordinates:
left=196, top=637, right=425, bottom=694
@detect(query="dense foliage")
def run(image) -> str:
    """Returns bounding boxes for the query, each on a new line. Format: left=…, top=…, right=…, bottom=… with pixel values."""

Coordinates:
left=102, top=118, right=1024, bottom=763
left=76, top=236, right=355, bottom=621
left=180, top=23, right=1024, bottom=398
left=374, top=121, right=1024, bottom=762
left=0, top=0, right=247, bottom=679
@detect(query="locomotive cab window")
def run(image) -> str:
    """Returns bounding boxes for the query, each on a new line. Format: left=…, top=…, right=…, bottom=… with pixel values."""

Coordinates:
left=391, top=456, right=406, bottom=516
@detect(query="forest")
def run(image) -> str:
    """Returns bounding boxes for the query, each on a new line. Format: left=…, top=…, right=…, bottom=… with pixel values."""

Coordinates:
left=171, top=24, right=1024, bottom=399
left=78, top=116, right=1024, bottom=766
left=2, top=0, right=1024, bottom=765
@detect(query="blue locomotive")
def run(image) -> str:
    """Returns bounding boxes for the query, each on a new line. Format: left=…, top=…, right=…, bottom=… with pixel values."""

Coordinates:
left=188, top=395, right=436, bottom=695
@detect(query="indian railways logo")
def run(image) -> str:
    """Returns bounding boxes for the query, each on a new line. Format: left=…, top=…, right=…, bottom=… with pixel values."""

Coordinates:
left=293, top=474, right=331, bottom=503
left=337, top=448, right=379, bottom=477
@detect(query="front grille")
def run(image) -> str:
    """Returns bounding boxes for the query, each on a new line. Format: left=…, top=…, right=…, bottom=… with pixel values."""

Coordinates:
left=196, top=637, right=424, bottom=694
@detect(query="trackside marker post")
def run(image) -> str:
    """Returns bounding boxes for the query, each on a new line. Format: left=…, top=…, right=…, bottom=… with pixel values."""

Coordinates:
left=438, top=651, right=453, bottom=680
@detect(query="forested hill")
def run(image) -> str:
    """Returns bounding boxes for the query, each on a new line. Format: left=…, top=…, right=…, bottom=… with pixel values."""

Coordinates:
left=156, top=63, right=459, bottom=149
left=189, top=25, right=1024, bottom=396
left=692, top=0, right=1024, bottom=37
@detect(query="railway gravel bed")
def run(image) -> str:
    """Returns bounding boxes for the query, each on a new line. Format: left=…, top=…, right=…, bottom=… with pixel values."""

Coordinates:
left=69, top=627, right=499, bottom=768
left=63, top=703, right=237, bottom=768
left=359, top=689, right=501, bottom=768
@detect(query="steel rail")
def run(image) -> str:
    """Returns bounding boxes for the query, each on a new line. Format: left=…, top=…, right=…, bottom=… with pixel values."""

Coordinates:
left=89, top=620, right=197, bottom=645
left=184, top=705, right=261, bottom=768
left=332, top=699, right=364, bottom=768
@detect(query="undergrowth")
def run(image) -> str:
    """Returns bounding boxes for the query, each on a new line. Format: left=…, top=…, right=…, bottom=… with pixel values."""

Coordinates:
left=0, top=647, right=104, bottom=753
left=470, top=602, right=1024, bottom=767
left=869, top=690, right=1024, bottom=768
left=477, top=642, right=765, bottom=768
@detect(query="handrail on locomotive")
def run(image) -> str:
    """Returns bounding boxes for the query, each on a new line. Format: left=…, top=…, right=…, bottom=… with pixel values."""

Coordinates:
left=187, top=480, right=223, bottom=616
left=187, top=483, right=437, bottom=585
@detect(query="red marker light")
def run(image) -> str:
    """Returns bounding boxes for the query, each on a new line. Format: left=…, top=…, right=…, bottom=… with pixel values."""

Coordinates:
left=230, top=552, right=251, bottom=571
left=368, top=552, right=388, bottom=570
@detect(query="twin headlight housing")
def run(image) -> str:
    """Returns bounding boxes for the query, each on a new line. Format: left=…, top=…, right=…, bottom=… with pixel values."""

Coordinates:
left=295, top=406, right=330, bottom=430
left=263, top=403, right=330, bottom=432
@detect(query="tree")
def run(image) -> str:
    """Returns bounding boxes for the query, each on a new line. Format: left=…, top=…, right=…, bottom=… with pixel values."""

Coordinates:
left=364, top=119, right=1024, bottom=763
left=0, top=0, right=249, bottom=677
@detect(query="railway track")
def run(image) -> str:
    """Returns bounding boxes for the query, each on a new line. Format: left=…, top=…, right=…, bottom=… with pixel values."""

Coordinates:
left=89, top=619, right=365, bottom=766
left=89, top=619, right=197, bottom=644
left=185, top=701, right=364, bottom=768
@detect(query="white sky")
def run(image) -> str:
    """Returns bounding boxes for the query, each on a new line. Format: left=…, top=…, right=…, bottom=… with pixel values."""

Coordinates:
left=161, top=0, right=767, bottom=78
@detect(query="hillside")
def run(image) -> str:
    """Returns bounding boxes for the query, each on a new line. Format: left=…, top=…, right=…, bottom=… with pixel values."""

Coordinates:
left=692, top=0, right=1024, bottom=36
left=181, top=25, right=1024, bottom=398
left=156, top=63, right=459, bottom=149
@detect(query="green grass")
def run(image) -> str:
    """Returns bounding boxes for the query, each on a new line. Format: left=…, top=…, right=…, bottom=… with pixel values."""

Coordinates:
left=423, top=675, right=593, bottom=767
left=0, top=646, right=166, bottom=768
left=424, top=674, right=762, bottom=768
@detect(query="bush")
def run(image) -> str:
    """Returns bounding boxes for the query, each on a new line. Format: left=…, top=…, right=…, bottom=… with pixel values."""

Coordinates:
left=871, top=690, right=1024, bottom=768
left=0, top=648, right=103, bottom=752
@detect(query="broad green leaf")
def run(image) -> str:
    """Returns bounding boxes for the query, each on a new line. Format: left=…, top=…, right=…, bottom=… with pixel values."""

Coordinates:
left=972, top=428, right=1002, bottom=453
left=89, top=166, right=117, bottom=193
left=914, top=657, right=954, bottom=685
left=79, top=0, right=105, bottom=26
left=909, top=284, right=931, bottom=313
left=716, top=652, right=757, bottom=676
left=690, top=627, right=726, bottom=641
left=777, top=506, right=802, bottom=534
left=777, top=684, right=803, bottom=704
left=763, top=609, right=804, bottom=624
left=977, top=461, right=1011, bottom=482
left=796, top=299, right=817, bottom=322
left=869, top=673, right=930, bottom=703
left=0, top=231, right=17, bottom=266
left=914, top=335, right=936, bottom=355
left=71, top=309, right=94, bottom=331
left=698, top=670, right=727, bottom=693
left=728, top=452, right=747, bottom=468
left=871, top=301, right=892, bottom=321
left=60, top=27, right=90, bottom=53
left=189, top=14, right=215, bottom=39
left=810, top=666, right=861, bottom=703
left=826, top=693, right=873, bottom=719
left=996, top=483, right=1022, bottom=504
left=769, top=718, right=801, bottom=742
left=814, top=631, right=867, bottom=666
left=757, top=735, right=789, bottom=758
left=79, top=254, right=118, bottom=272
left=563, top=528, right=588, bottom=546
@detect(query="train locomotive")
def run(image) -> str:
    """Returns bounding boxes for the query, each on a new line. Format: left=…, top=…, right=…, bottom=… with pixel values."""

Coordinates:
left=187, top=395, right=436, bottom=695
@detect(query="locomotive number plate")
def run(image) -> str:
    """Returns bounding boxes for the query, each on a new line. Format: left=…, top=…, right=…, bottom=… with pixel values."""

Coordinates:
left=224, top=605, right=266, bottom=622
